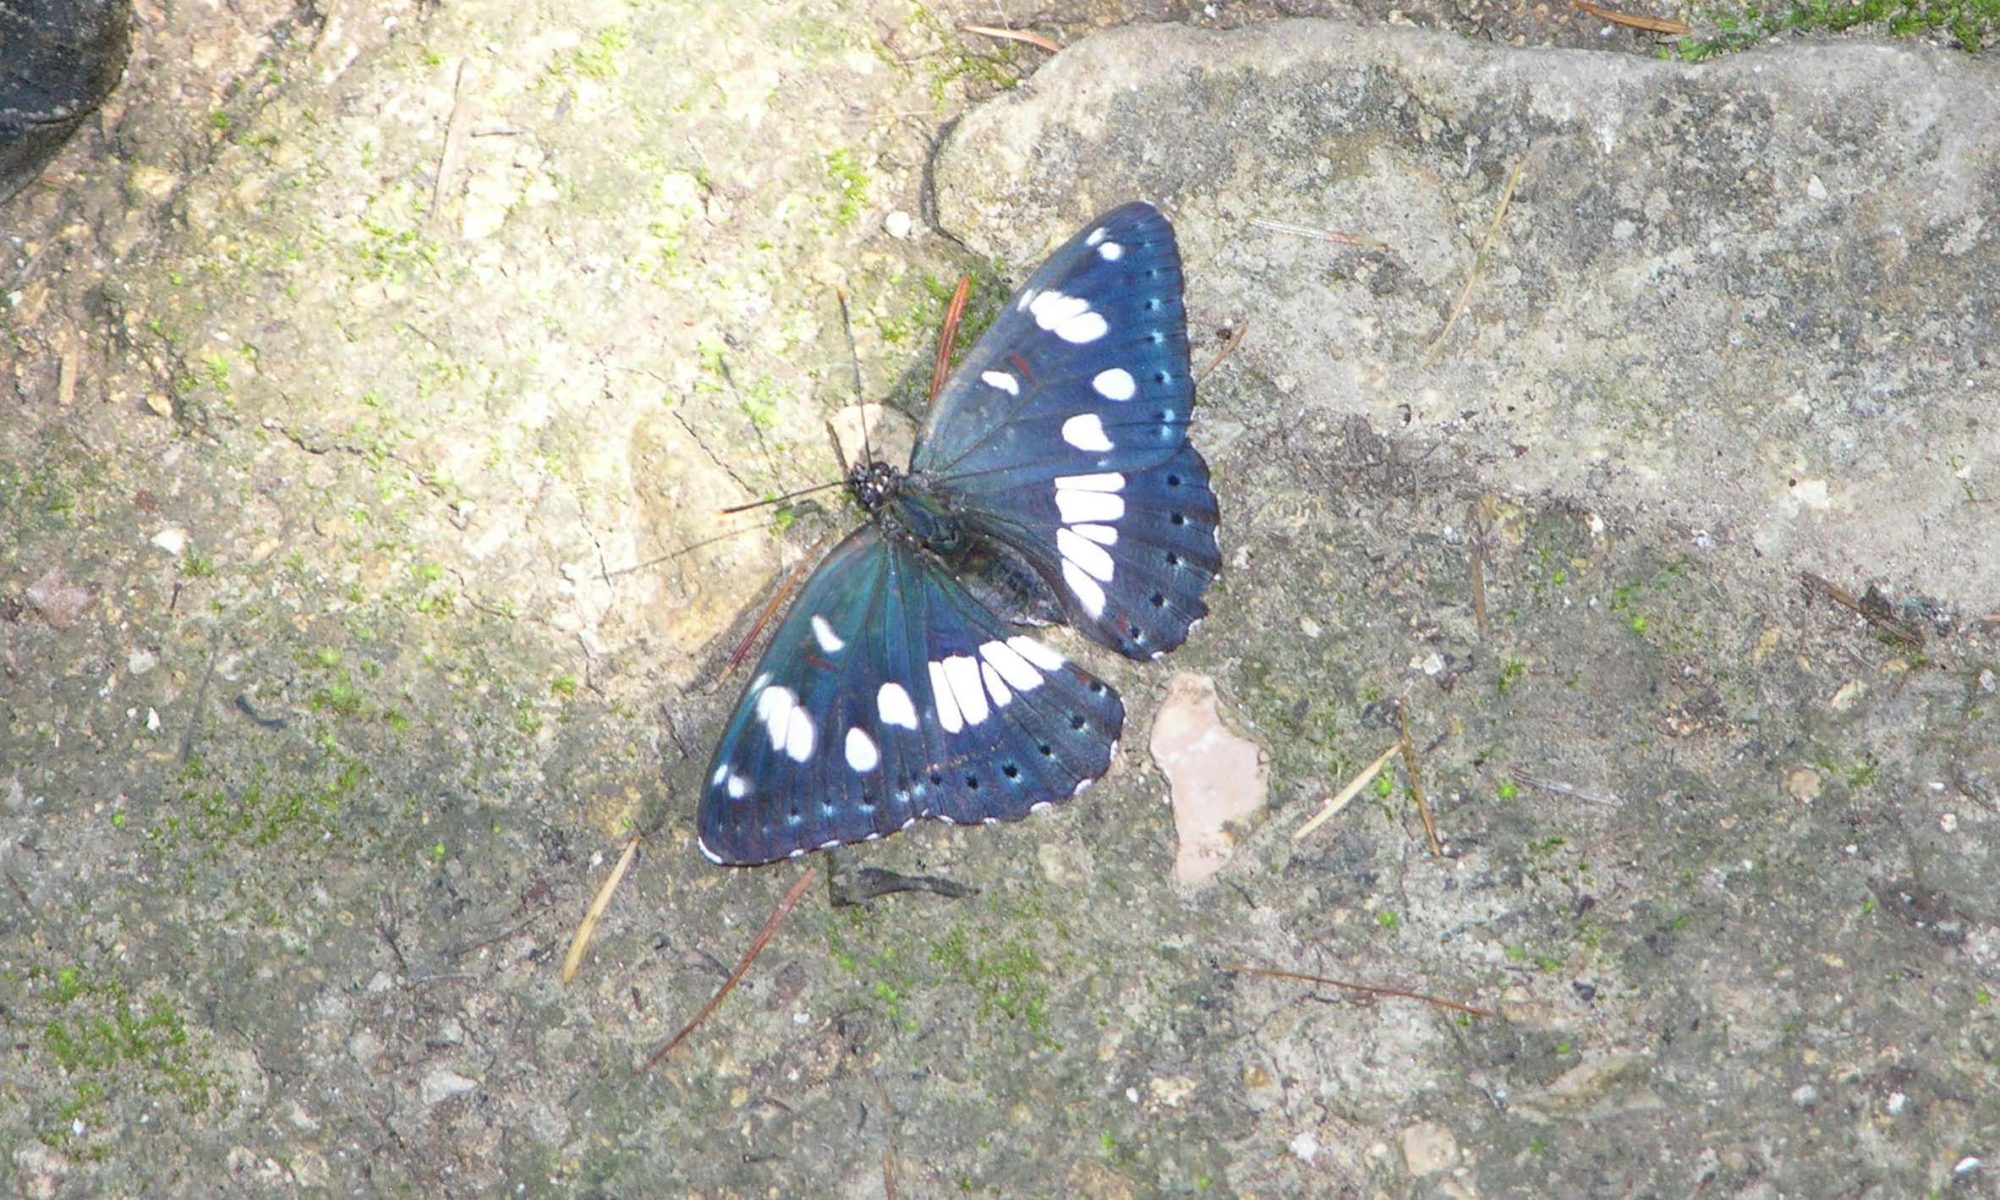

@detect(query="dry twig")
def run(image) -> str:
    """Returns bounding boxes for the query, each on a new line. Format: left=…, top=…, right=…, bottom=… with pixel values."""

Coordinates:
left=1569, top=0, right=1690, bottom=34
left=1420, top=156, right=1528, bottom=367
left=929, top=274, right=972, bottom=404
left=1468, top=497, right=1491, bottom=640
left=1399, top=701, right=1443, bottom=855
left=1294, top=742, right=1400, bottom=842
left=1220, top=962, right=1496, bottom=1019
left=959, top=23, right=1061, bottom=53
left=642, top=867, right=818, bottom=1073
left=1195, top=320, right=1249, bottom=384
left=563, top=835, right=642, bottom=983
left=1509, top=767, right=1619, bottom=808
left=1248, top=217, right=1391, bottom=251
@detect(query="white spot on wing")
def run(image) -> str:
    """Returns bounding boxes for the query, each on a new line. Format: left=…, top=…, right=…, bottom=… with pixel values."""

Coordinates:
left=928, top=661, right=964, bottom=734
left=1086, top=227, right=1107, bottom=246
left=711, top=764, right=729, bottom=785
left=877, top=681, right=918, bottom=729
left=1058, top=528, right=1116, bottom=583
left=1054, top=471, right=1125, bottom=491
left=980, top=370, right=1019, bottom=396
left=1007, top=635, right=1066, bottom=672
left=1057, top=311, right=1107, bottom=343
left=782, top=706, right=815, bottom=762
left=979, top=639, right=1043, bottom=692
left=1097, top=241, right=1124, bottom=261
left=726, top=771, right=749, bottom=799
left=844, top=727, right=880, bottom=772
left=757, top=686, right=799, bottom=753
left=1073, top=522, right=1118, bottom=546
left=1054, top=488, right=1125, bottom=524
left=942, top=654, right=990, bottom=726
left=1063, top=561, right=1108, bottom=617
left=1061, top=413, right=1115, bottom=453
left=1092, top=368, right=1135, bottom=401
left=1028, top=290, right=1108, bottom=344
left=810, top=614, right=845, bottom=653
left=980, top=661, right=1012, bottom=708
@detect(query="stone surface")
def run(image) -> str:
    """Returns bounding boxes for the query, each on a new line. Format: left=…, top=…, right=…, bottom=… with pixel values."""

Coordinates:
left=936, top=22, right=2000, bottom=607
left=3, top=4, right=1998, bottom=1198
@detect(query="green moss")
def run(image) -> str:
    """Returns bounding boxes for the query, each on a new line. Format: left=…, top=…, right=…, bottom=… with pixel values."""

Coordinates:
left=567, top=24, right=632, bottom=80
left=821, top=148, right=870, bottom=229
left=930, top=925, right=1054, bottom=1035
left=908, top=3, right=1025, bottom=101
left=150, top=753, right=364, bottom=856
left=20, top=966, right=223, bottom=1151
left=1670, top=0, right=1998, bottom=60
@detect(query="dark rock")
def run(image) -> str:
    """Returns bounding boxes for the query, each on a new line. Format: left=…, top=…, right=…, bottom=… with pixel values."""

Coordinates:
left=0, top=0, right=132, bottom=203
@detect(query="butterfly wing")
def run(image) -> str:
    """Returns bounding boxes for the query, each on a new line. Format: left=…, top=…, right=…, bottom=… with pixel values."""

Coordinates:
left=697, top=525, right=1125, bottom=866
left=909, top=202, right=1220, bottom=660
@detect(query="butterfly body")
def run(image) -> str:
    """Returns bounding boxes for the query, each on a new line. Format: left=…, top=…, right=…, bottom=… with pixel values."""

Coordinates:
left=697, top=203, right=1220, bottom=866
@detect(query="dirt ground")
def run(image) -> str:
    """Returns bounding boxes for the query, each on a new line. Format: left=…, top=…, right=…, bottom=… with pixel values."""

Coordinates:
left=4, top=2, right=1998, bottom=1197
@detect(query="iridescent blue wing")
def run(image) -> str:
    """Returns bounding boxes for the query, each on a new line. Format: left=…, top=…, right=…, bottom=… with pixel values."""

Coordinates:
left=696, top=526, right=1125, bottom=866
left=909, top=202, right=1220, bottom=660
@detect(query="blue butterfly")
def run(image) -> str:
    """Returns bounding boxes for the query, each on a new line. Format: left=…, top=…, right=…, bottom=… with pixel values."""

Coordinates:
left=697, top=202, right=1220, bottom=865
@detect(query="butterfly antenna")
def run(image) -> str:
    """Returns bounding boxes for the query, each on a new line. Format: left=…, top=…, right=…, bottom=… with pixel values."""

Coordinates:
left=716, top=478, right=843, bottom=516
left=928, top=274, right=973, bottom=406
left=606, top=520, right=803, bottom=578
left=835, top=287, right=870, bottom=465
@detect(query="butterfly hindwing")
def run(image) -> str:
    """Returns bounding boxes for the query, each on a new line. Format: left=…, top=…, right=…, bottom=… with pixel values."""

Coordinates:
left=911, top=202, right=1218, bottom=659
left=697, top=527, right=1124, bottom=866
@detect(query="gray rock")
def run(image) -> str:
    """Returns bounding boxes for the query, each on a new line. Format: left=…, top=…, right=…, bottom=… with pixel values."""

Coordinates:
left=937, top=22, right=2000, bottom=606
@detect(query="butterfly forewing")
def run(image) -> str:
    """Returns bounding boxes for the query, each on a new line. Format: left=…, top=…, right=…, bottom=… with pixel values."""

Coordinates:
left=911, top=202, right=1220, bottom=660
left=911, top=202, right=1194, bottom=480
left=697, top=528, right=1124, bottom=866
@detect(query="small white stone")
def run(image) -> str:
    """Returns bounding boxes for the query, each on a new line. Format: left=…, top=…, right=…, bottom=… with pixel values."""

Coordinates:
left=421, top=1068, right=477, bottom=1106
left=883, top=210, right=913, bottom=239
left=151, top=527, right=189, bottom=556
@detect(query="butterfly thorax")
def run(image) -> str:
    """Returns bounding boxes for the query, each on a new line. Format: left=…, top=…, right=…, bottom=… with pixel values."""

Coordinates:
left=849, top=458, right=968, bottom=557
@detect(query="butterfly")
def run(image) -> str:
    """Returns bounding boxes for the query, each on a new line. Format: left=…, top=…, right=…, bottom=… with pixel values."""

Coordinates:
left=697, top=202, right=1221, bottom=865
